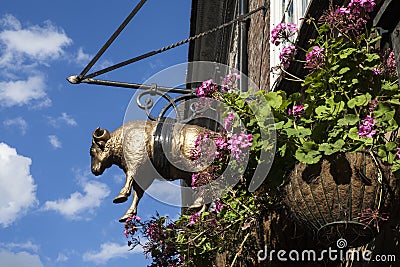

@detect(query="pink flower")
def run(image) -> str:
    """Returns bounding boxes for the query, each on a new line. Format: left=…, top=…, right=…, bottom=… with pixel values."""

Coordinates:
left=288, top=105, right=304, bottom=116
left=222, top=73, right=240, bottom=91
left=358, top=115, right=377, bottom=138
left=279, top=45, right=297, bottom=68
left=338, top=7, right=350, bottom=14
left=372, top=66, right=383, bottom=76
left=124, top=229, right=129, bottom=238
left=349, top=0, right=376, bottom=13
left=305, top=46, right=325, bottom=70
left=196, top=79, right=218, bottom=97
left=223, top=112, right=235, bottom=132
left=190, top=133, right=215, bottom=160
left=188, top=212, right=201, bottom=226
left=212, top=202, right=224, bottom=213
left=227, top=133, right=252, bottom=159
left=270, top=22, right=298, bottom=46
left=386, top=50, right=397, bottom=76
left=191, top=172, right=214, bottom=188
left=214, top=137, right=228, bottom=158
left=132, top=215, right=141, bottom=221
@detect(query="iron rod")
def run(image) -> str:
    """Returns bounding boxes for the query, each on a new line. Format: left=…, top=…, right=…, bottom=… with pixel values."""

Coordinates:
left=78, top=0, right=148, bottom=80
left=80, top=78, right=194, bottom=94
left=80, top=4, right=267, bottom=80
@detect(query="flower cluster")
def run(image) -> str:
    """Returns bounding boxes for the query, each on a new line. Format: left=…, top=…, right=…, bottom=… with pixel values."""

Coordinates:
left=222, top=73, right=240, bottom=92
left=188, top=212, right=201, bottom=226
left=374, top=50, right=398, bottom=77
left=269, top=0, right=400, bottom=173
left=348, top=0, right=376, bottom=14
left=190, top=133, right=216, bottom=161
left=223, top=112, right=235, bottom=132
left=196, top=79, right=218, bottom=98
left=358, top=115, right=377, bottom=138
left=288, top=105, right=304, bottom=117
left=305, top=46, right=325, bottom=70
left=124, top=215, right=141, bottom=238
left=270, top=22, right=298, bottom=46
left=279, top=45, right=297, bottom=68
left=319, top=0, right=375, bottom=36
left=227, top=133, right=253, bottom=159
left=191, top=171, right=214, bottom=189
left=211, top=202, right=224, bottom=213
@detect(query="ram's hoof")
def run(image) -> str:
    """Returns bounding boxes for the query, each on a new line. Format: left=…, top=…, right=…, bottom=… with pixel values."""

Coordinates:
left=113, top=193, right=128, bottom=203
left=119, top=213, right=133, bottom=223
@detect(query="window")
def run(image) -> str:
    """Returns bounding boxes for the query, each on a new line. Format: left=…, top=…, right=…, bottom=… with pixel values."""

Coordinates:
left=269, top=0, right=311, bottom=89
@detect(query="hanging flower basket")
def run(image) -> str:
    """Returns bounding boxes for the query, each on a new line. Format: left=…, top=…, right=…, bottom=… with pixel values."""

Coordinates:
left=284, top=152, right=397, bottom=248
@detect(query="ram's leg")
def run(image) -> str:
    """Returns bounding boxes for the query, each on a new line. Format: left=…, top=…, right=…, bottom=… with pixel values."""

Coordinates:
left=113, top=170, right=135, bottom=203
left=119, top=180, right=144, bottom=222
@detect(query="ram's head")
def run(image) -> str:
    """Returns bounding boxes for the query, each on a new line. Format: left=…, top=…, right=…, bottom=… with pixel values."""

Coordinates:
left=90, top=127, right=112, bottom=176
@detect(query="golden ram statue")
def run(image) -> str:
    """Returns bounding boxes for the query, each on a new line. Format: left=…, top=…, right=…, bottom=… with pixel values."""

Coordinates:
left=90, top=119, right=213, bottom=222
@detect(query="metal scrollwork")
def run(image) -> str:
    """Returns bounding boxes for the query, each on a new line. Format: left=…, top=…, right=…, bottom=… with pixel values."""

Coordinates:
left=136, top=84, right=197, bottom=122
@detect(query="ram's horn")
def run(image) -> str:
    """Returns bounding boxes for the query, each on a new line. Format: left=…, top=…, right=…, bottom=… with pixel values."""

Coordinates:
left=92, top=127, right=111, bottom=144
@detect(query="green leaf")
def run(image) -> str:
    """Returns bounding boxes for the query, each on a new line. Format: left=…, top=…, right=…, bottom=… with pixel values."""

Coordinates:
left=278, top=143, right=287, bottom=157
left=388, top=152, right=397, bottom=164
left=382, top=82, right=399, bottom=91
left=377, top=146, right=387, bottom=159
left=388, top=99, right=400, bottom=105
left=347, top=93, right=372, bottom=108
left=265, top=92, right=283, bottom=109
left=285, top=127, right=312, bottom=138
left=337, top=114, right=359, bottom=126
left=274, top=121, right=285, bottom=130
left=295, top=147, right=322, bottom=164
left=319, top=140, right=345, bottom=155
left=365, top=53, right=380, bottom=62
left=339, top=48, right=357, bottom=59
left=374, top=102, right=392, bottom=118
left=386, top=142, right=397, bottom=151
left=319, top=143, right=337, bottom=155
left=339, top=67, right=351, bottom=74
left=315, top=105, right=330, bottom=117
left=392, top=161, right=400, bottom=173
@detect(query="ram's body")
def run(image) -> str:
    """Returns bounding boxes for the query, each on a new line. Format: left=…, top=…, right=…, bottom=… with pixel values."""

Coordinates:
left=90, top=120, right=211, bottom=222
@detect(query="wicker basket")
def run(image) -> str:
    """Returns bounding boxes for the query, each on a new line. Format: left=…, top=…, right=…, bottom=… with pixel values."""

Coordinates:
left=284, top=152, right=396, bottom=248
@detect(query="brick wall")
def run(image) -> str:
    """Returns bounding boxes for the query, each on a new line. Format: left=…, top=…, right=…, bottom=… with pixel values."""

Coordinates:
left=248, top=0, right=271, bottom=92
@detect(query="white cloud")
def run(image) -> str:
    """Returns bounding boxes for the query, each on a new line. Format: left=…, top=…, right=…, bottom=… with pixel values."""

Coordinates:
left=0, top=241, right=39, bottom=253
left=83, top=242, right=142, bottom=265
left=76, top=47, right=91, bottom=65
left=47, top=112, right=77, bottom=128
left=56, top=252, right=69, bottom=262
left=42, top=180, right=110, bottom=220
left=0, top=75, right=48, bottom=107
left=48, top=135, right=62, bottom=149
left=0, top=250, right=44, bottom=267
left=0, top=14, right=72, bottom=108
left=0, top=143, right=38, bottom=227
left=3, top=117, right=28, bottom=135
left=0, top=15, right=72, bottom=67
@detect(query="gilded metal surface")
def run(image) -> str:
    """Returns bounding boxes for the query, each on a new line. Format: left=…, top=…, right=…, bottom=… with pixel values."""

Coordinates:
left=90, top=120, right=211, bottom=222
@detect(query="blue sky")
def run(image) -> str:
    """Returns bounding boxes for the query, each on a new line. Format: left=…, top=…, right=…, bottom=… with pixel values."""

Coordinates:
left=0, top=1, right=191, bottom=266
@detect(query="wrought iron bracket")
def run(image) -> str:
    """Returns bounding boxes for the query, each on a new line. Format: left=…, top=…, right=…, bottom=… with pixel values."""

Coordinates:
left=67, top=1, right=268, bottom=121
